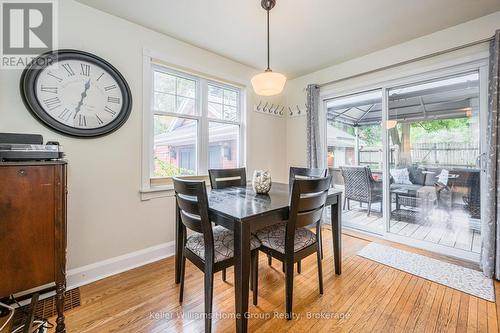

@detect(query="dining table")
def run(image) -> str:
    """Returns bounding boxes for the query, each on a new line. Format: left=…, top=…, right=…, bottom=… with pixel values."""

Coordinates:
left=174, top=182, right=343, bottom=333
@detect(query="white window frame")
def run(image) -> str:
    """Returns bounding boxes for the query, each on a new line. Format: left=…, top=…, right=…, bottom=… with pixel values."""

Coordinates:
left=141, top=54, right=246, bottom=195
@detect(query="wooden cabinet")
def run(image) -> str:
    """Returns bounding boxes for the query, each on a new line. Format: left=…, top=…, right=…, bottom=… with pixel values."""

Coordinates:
left=0, top=161, right=67, bottom=333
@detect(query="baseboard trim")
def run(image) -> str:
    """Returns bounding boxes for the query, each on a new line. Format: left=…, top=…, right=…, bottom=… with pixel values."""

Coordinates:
left=67, top=240, right=176, bottom=289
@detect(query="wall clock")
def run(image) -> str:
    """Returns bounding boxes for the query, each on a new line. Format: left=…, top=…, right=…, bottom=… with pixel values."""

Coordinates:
left=20, top=49, right=132, bottom=138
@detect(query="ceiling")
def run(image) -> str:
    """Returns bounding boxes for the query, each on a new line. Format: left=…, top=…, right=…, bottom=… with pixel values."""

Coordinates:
left=75, top=0, right=500, bottom=78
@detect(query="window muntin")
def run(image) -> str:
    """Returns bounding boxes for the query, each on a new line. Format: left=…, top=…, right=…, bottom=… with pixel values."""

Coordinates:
left=153, top=71, right=197, bottom=115
left=208, top=83, right=240, bottom=122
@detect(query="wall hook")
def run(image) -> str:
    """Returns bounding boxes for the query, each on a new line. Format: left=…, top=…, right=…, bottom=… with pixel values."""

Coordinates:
left=256, top=100, right=262, bottom=111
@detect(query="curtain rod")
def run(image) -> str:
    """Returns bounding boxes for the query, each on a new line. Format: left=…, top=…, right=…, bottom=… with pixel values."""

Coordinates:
left=318, top=36, right=494, bottom=88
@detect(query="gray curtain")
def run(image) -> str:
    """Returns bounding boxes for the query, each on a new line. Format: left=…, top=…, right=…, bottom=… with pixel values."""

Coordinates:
left=306, top=84, right=322, bottom=168
left=482, top=30, right=500, bottom=279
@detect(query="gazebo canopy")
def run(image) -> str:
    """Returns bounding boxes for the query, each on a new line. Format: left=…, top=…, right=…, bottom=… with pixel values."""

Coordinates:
left=325, top=72, right=479, bottom=126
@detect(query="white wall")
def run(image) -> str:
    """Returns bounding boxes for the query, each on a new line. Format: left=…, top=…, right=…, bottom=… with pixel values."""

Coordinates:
left=0, top=0, right=287, bottom=271
left=284, top=11, right=500, bottom=168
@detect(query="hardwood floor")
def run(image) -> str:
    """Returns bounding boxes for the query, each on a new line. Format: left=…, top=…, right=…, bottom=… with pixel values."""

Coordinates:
left=43, top=228, right=497, bottom=332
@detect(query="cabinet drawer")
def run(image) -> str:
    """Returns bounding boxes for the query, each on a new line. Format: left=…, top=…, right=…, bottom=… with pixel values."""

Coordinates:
left=0, top=165, right=57, bottom=297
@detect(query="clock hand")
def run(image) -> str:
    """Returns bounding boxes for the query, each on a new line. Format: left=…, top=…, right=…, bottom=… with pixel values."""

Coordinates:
left=74, top=79, right=92, bottom=118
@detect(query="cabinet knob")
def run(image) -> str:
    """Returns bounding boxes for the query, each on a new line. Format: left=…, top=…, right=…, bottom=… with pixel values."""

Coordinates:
left=17, top=169, right=27, bottom=177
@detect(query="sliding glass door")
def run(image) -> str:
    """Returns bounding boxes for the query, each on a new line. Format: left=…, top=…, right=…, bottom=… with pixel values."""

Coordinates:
left=326, top=90, right=385, bottom=234
left=387, top=72, right=482, bottom=254
left=324, top=62, right=487, bottom=260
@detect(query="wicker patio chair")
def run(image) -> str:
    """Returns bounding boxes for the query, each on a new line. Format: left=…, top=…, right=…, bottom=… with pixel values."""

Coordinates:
left=340, top=166, right=383, bottom=216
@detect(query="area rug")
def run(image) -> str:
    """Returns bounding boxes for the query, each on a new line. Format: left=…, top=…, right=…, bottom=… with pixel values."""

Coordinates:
left=357, top=243, right=495, bottom=302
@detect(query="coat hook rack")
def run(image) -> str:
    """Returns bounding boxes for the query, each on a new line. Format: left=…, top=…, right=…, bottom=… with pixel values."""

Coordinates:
left=254, top=100, right=306, bottom=118
left=254, top=100, right=286, bottom=118
left=288, top=104, right=307, bottom=118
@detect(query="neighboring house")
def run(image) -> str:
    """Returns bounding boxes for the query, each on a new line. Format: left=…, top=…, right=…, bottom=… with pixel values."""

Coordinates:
left=154, top=118, right=238, bottom=174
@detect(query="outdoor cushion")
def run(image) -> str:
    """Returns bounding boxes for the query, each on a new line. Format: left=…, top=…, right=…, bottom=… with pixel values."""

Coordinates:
left=255, top=222, right=316, bottom=254
left=436, top=169, right=449, bottom=186
left=424, top=168, right=441, bottom=186
left=186, top=225, right=261, bottom=263
left=390, top=183, right=423, bottom=195
left=390, top=168, right=412, bottom=185
left=407, top=166, right=426, bottom=185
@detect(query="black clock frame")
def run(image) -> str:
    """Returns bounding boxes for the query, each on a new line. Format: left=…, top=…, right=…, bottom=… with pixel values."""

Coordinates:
left=20, top=49, right=133, bottom=138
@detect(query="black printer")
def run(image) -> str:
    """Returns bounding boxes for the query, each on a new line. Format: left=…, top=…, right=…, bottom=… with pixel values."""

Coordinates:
left=0, top=133, right=65, bottom=161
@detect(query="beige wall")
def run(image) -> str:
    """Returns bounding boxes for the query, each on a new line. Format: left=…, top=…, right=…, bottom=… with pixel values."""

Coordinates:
left=0, top=0, right=286, bottom=269
left=284, top=11, right=500, bottom=168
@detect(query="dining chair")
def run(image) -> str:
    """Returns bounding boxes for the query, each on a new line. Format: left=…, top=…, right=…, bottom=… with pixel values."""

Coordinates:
left=208, top=167, right=247, bottom=281
left=208, top=167, right=247, bottom=189
left=254, top=176, right=332, bottom=320
left=173, top=178, right=261, bottom=333
left=267, top=167, right=328, bottom=272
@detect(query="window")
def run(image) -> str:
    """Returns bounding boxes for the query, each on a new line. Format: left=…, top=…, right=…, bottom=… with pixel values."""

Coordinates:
left=149, top=64, right=243, bottom=181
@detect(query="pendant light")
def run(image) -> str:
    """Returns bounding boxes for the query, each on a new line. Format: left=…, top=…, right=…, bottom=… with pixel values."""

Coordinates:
left=251, top=0, right=286, bottom=96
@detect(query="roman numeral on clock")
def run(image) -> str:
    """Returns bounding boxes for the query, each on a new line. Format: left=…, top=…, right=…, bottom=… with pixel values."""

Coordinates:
left=104, top=84, right=116, bottom=91
left=104, top=106, right=116, bottom=116
left=41, top=85, right=58, bottom=94
left=58, top=108, right=72, bottom=121
left=62, top=63, right=75, bottom=76
left=43, top=97, right=61, bottom=111
left=47, top=72, right=63, bottom=82
left=78, top=114, right=87, bottom=127
left=80, top=64, right=91, bottom=76
left=96, top=115, right=104, bottom=125
left=107, top=96, right=120, bottom=104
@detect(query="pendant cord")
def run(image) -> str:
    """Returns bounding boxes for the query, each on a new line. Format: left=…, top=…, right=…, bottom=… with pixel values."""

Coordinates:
left=266, top=9, right=270, bottom=71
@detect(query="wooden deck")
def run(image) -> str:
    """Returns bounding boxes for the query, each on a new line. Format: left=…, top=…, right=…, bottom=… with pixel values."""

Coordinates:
left=342, top=202, right=481, bottom=254
left=27, top=229, right=496, bottom=332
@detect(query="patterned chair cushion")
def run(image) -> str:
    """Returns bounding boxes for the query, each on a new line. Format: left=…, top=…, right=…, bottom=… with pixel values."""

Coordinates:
left=255, top=222, right=317, bottom=254
left=186, top=225, right=261, bottom=263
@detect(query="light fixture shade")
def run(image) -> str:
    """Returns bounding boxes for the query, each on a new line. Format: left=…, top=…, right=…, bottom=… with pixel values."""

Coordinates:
left=386, top=120, right=398, bottom=129
left=251, top=71, right=287, bottom=96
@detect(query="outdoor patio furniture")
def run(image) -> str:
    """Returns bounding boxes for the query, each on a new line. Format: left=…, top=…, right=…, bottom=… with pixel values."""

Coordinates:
left=462, top=169, right=481, bottom=221
left=340, top=166, right=382, bottom=216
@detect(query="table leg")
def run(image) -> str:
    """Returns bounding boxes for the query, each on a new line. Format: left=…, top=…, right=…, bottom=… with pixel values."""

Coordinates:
left=234, top=221, right=251, bottom=333
left=175, top=205, right=182, bottom=284
left=331, top=194, right=342, bottom=275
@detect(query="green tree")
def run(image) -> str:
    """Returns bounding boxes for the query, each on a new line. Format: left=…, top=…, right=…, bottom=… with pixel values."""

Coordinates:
left=154, top=158, right=195, bottom=177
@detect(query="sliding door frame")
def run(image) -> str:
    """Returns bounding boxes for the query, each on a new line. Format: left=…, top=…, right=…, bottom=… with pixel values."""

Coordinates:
left=321, top=53, right=489, bottom=262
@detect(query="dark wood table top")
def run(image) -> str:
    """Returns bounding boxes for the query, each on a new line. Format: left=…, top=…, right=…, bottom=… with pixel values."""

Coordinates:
left=207, top=182, right=342, bottom=221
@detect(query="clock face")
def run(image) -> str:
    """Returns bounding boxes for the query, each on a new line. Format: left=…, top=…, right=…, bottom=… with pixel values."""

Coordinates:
left=35, top=59, right=124, bottom=129
left=21, top=50, right=132, bottom=138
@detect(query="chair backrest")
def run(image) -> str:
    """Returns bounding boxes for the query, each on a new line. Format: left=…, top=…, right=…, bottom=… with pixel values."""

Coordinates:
left=340, top=166, right=372, bottom=201
left=288, top=167, right=327, bottom=190
left=173, top=178, right=214, bottom=259
left=208, top=168, right=247, bottom=189
left=286, top=176, right=332, bottom=252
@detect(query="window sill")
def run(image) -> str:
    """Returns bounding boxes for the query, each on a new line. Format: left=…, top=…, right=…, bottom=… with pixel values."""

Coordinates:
left=140, top=185, right=175, bottom=201
left=140, top=176, right=211, bottom=201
